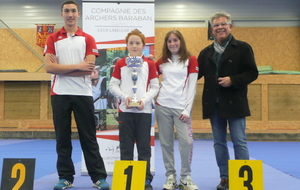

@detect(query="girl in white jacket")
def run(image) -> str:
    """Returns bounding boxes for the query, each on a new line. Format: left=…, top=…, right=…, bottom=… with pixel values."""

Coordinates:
left=155, top=30, right=199, bottom=190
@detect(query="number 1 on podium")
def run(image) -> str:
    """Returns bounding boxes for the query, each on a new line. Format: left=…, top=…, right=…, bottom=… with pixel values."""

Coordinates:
left=112, top=160, right=146, bottom=190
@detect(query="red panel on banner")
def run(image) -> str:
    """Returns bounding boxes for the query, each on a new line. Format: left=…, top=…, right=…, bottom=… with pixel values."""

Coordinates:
left=96, top=36, right=154, bottom=45
left=96, top=134, right=155, bottom=146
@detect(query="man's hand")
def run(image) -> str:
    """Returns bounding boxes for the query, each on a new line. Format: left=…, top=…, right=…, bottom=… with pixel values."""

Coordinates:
left=218, top=77, right=232, bottom=87
left=50, top=55, right=95, bottom=72
left=90, top=69, right=99, bottom=79
left=49, top=54, right=58, bottom=63
left=77, top=61, right=95, bottom=71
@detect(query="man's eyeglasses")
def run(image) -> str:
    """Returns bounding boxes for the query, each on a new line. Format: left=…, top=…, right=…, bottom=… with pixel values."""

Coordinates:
left=212, top=22, right=231, bottom=28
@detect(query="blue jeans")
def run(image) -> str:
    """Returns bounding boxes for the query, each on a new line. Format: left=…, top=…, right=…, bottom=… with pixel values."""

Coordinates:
left=210, top=105, right=249, bottom=179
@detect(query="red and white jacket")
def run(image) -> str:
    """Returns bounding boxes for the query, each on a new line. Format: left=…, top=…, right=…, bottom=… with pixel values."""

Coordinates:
left=109, top=56, right=159, bottom=113
left=155, top=55, right=198, bottom=117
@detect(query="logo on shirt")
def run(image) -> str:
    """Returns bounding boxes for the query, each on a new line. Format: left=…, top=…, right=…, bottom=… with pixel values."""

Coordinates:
left=196, top=66, right=199, bottom=71
left=92, top=49, right=98, bottom=53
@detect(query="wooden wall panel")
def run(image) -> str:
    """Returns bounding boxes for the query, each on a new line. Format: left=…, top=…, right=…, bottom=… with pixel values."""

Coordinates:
left=268, top=84, right=300, bottom=121
left=0, top=75, right=300, bottom=134
left=0, top=28, right=45, bottom=72
left=40, top=81, right=49, bottom=120
left=0, top=82, right=4, bottom=120
left=247, top=84, right=262, bottom=121
left=4, top=82, right=40, bottom=120
left=1, top=27, right=299, bottom=73
left=154, top=27, right=300, bottom=71
left=191, top=83, right=203, bottom=121
left=233, top=27, right=300, bottom=71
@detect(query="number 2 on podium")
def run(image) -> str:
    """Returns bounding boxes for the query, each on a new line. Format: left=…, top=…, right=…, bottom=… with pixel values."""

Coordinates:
left=11, top=163, right=26, bottom=190
left=1, top=158, right=35, bottom=190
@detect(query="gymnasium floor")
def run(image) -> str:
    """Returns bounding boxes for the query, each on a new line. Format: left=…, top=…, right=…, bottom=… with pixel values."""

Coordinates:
left=0, top=139, right=299, bottom=190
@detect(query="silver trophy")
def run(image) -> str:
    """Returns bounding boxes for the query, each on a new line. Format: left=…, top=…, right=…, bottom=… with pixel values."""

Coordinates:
left=126, top=55, right=144, bottom=107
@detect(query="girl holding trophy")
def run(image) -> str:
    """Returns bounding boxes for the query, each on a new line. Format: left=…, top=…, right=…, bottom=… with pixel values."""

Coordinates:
left=108, top=29, right=159, bottom=190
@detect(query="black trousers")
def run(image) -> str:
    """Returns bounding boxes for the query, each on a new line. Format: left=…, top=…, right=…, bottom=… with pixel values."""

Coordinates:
left=51, top=95, right=107, bottom=183
left=118, top=112, right=153, bottom=181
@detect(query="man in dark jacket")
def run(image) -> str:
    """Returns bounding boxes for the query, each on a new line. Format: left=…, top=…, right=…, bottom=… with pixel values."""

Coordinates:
left=197, top=11, right=258, bottom=190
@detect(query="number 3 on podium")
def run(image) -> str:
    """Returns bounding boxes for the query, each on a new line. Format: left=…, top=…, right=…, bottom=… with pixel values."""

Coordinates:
left=112, top=160, right=146, bottom=190
left=229, top=160, right=264, bottom=190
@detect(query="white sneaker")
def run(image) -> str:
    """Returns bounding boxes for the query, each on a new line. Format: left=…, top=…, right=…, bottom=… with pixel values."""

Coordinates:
left=162, top=174, right=178, bottom=190
left=178, top=176, right=198, bottom=190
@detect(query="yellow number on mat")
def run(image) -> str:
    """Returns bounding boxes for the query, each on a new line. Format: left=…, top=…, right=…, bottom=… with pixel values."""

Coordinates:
left=11, top=163, right=26, bottom=190
left=229, top=160, right=264, bottom=190
left=112, top=161, right=146, bottom=190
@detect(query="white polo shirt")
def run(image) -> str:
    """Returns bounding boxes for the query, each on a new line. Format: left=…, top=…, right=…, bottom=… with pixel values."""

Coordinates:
left=44, top=27, right=99, bottom=96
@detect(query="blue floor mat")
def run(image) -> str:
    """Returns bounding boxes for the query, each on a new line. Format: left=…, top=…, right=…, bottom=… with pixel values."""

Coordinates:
left=227, top=140, right=300, bottom=179
left=247, top=141, right=300, bottom=179
left=1, top=139, right=300, bottom=190
left=0, top=139, right=81, bottom=180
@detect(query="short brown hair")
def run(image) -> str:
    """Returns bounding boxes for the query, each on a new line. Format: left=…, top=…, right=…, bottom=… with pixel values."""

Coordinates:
left=61, top=0, right=79, bottom=12
left=125, top=29, right=146, bottom=46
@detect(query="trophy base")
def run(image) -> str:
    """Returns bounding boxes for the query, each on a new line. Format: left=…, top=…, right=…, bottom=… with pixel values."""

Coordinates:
left=129, top=102, right=139, bottom=107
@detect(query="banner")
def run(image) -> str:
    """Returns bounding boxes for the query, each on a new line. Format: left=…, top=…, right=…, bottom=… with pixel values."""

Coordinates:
left=81, top=0, right=155, bottom=175
left=35, top=24, right=55, bottom=48
left=82, top=2, right=155, bottom=49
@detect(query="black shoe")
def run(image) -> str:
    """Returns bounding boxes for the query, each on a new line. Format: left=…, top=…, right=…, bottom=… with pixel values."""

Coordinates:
left=216, top=178, right=228, bottom=190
